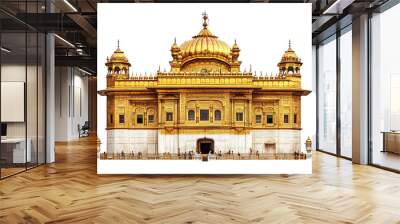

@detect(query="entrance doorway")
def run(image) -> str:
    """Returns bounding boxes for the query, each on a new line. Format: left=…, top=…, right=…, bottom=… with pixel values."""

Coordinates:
left=264, top=143, right=276, bottom=154
left=197, top=138, right=214, bottom=154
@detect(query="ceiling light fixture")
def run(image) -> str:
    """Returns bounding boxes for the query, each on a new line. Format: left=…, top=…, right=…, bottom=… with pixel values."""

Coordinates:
left=54, top=34, right=75, bottom=48
left=78, top=67, right=92, bottom=76
left=1, top=47, right=11, bottom=53
left=63, top=0, right=78, bottom=12
left=323, top=0, right=355, bottom=15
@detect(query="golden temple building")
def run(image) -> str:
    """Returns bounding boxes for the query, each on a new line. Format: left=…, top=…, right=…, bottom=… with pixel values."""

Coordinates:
left=99, top=13, right=310, bottom=155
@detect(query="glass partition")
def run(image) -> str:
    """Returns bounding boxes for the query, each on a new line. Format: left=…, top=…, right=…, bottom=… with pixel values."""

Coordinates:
left=317, top=35, right=337, bottom=154
left=1, top=30, right=28, bottom=177
left=339, top=27, right=352, bottom=158
left=0, top=1, right=46, bottom=179
left=371, top=3, right=400, bottom=171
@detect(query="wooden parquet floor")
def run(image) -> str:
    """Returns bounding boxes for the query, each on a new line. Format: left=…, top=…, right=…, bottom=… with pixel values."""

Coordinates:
left=1, top=136, right=400, bottom=224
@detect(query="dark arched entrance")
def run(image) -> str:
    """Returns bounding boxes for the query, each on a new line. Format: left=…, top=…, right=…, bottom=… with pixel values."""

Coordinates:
left=197, top=138, right=214, bottom=154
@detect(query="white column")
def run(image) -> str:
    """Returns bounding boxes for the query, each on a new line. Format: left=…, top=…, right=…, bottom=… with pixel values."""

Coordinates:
left=352, top=14, right=369, bottom=164
left=46, top=32, right=55, bottom=163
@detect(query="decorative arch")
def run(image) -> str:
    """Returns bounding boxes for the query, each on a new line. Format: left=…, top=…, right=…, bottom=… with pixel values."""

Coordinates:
left=196, top=138, right=214, bottom=154
left=188, top=110, right=195, bottom=120
left=214, top=109, right=222, bottom=121
left=287, top=66, right=294, bottom=74
left=114, top=66, right=120, bottom=74
left=180, top=58, right=231, bottom=73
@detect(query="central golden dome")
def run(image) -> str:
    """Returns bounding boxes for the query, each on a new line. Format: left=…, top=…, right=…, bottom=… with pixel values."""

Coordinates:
left=169, top=12, right=241, bottom=73
left=179, top=28, right=231, bottom=59
left=179, top=13, right=231, bottom=60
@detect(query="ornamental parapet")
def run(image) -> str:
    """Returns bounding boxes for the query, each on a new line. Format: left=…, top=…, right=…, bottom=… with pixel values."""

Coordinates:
left=108, top=71, right=301, bottom=89
left=114, top=79, right=158, bottom=88
left=157, top=71, right=253, bottom=77
left=252, top=79, right=299, bottom=89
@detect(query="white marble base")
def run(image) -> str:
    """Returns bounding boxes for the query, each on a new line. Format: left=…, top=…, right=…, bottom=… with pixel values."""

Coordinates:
left=252, top=129, right=301, bottom=153
left=157, top=132, right=252, bottom=154
left=107, top=129, right=157, bottom=154
left=106, top=129, right=302, bottom=154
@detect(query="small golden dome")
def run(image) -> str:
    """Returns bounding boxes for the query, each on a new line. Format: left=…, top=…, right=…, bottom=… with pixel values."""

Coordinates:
left=171, top=37, right=179, bottom=49
left=232, top=39, right=239, bottom=50
left=110, top=48, right=129, bottom=63
left=280, top=40, right=300, bottom=62
left=306, top=136, right=312, bottom=144
left=179, top=13, right=231, bottom=60
left=109, top=41, right=129, bottom=63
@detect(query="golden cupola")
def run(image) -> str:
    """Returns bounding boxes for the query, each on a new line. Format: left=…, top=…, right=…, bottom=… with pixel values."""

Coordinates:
left=170, top=12, right=241, bottom=73
left=277, top=40, right=302, bottom=75
left=106, top=40, right=131, bottom=79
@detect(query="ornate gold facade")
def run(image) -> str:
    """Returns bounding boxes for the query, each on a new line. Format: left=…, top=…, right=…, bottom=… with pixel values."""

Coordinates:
left=99, top=13, right=310, bottom=155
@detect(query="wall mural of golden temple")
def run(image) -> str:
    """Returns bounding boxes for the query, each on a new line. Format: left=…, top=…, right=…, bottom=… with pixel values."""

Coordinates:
left=98, top=13, right=311, bottom=160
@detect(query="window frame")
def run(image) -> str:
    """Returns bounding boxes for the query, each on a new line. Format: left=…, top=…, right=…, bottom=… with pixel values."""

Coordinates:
left=255, top=114, right=262, bottom=124
left=188, top=110, right=195, bottom=121
left=214, top=109, right=222, bottom=121
left=148, top=114, right=154, bottom=124
left=166, top=112, right=173, bottom=121
left=315, top=22, right=354, bottom=161
left=284, top=114, right=289, bottom=124
left=267, top=114, right=273, bottom=124
left=136, top=114, right=144, bottom=124
left=119, top=114, right=125, bottom=124
left=236, top=112, right=244, bottom=122
left=200, top=109, right=209, bottom=121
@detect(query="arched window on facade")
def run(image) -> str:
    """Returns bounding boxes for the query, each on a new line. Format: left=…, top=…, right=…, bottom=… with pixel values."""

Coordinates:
left=287, top=66, right=294, bottom=74
left=188, top=110, right=195, bottom=121
left=114, top=67, right=120, bottom=74
left=214, top=110, right=222, bottom=121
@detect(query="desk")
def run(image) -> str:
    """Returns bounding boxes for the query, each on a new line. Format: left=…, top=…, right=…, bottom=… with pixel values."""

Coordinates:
left=1, top=138, right=31, bottom=163
left=382, top=131, right=400, bottom=154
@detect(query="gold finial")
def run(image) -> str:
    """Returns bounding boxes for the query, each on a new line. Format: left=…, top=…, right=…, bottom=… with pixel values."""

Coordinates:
left=288, top=39, right=291, bottom=49
left=171, top=37, right=178, bottom=49
left=202, top=11, right=208, bottom=28
left=232, top=39, right=239, bottom=51
left=117, top=40, right=120, bottom=49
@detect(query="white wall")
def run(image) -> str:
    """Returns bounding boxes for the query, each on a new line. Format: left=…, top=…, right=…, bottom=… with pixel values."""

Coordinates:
left=157, top=132, right=253, bottom=154
left=106, top=129, right=301, bottom=154
left=1, top=65, right=39, bottom=138
left=55, top=67, right=89, bottom=141
left=1, top=65, right=27, bottom=140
